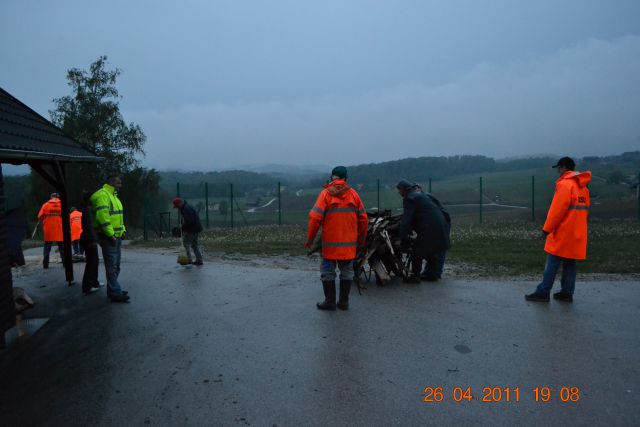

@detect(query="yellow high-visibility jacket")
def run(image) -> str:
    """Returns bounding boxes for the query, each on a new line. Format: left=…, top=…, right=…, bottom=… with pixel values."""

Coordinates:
left=90, top=184, right=126, bottom=238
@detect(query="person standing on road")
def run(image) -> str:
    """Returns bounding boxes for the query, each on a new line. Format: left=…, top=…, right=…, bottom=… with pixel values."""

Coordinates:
left=306, top=166, right=368, bottom=311
left=395, top=180, right=450, bottom=283
left=37, top=192, right=63, bottom=269
left=70, top=207, right=83, bottom=257
left=91, top=175, right=129, bottom=303
left=526, top=157, right=591, bottom=303
left=172, top=197, right=204, bottom=265
left=80, top=192, right=100, bottom=294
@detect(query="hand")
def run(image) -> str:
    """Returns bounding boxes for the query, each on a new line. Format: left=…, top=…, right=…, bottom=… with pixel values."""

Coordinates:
left=110, top=236, right=117, bottom=246
left=541, top=230, right=549, bottom=239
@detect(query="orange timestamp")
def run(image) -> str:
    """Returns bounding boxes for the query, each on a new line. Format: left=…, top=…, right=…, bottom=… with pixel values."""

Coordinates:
left=422, top=386, right=581, bottom=403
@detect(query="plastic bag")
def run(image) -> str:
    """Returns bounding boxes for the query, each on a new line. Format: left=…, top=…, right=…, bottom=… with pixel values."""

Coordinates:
left=177, top=246, right=190, bottom=265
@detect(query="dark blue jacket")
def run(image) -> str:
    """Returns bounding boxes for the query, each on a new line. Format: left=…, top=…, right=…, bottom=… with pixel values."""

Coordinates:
left=180, top=202, right=203, bottom=233
left=398, top=191, right=450, bottom=256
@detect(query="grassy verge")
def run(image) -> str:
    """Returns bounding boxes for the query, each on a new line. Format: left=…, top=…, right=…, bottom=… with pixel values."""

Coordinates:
left=448, top=220, right=640, bottom=275
left=131, top=224, right=310, bottom=256
left=131, top=220, right=640, bottom=275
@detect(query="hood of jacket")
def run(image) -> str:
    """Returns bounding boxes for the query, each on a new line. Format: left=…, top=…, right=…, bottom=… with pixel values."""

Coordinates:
left=324, top=179, right=351, bottom=198
left=559, top=170, right=592, bottom=188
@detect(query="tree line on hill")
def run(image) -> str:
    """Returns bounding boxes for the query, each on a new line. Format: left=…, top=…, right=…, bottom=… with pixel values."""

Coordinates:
left=158, top=151, right=639, bottom=198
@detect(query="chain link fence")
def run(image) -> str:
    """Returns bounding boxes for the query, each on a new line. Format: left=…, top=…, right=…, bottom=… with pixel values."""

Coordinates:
left=141, top=172, right=640, bottom=239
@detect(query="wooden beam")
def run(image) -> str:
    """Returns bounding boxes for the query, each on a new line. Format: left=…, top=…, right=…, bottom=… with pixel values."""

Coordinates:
left=29, top=162, right=58, bottom=188
left=52, top=161, right=74, bottom=285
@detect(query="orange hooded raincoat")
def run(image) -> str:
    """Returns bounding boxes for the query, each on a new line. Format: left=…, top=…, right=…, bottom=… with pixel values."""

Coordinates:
left=307, top=180, right=368, bottom=260
left=543, top=170, right=591, bottom=260
left=37, top=197, right=63, bottom=242
left=70, top=210, right=83, bottom=241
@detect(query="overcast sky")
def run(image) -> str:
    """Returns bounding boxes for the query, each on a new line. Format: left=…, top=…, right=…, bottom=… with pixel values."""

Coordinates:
left=2, top=0, right=639, bottom=171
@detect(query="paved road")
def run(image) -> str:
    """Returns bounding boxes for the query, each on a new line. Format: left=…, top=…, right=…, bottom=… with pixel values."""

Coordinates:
left=1, top=248, right=639, bottom=426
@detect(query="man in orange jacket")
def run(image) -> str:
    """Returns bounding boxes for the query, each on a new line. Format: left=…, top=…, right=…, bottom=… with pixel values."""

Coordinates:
left=526, top=157, right=591, bottom=303
left=307, top=166, right=368, bottom=311
left=37, top=192, right=64, bottom=269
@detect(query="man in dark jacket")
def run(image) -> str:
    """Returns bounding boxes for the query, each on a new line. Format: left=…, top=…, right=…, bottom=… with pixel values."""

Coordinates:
left=173, top=197, right=204, bottom=265
left=395, top=180, right=450, bottom=283
left=418, top=189, right=451, bottom=280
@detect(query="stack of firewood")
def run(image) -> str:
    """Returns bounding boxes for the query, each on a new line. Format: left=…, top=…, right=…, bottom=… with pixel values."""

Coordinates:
left=354, top=210, right=412, bottom=287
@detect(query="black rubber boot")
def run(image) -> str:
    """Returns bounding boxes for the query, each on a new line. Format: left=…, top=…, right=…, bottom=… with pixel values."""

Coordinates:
left=337, top=280, right=352, bottom=310
left=317, top=281, right=336, bottom=311
left=43, top=258, right=49, bottom=269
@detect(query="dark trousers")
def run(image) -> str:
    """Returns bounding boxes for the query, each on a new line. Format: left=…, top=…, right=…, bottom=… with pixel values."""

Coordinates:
left=43, top=241, right=63, bottom=267
left=422, top=250, right=447, bottom=278
left=82, top=244, right=100, bottom=291
left=412, top=253, right=439, bottom=279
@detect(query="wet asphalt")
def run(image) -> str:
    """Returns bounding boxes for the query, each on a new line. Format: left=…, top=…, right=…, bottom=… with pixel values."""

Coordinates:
left=1, top=248, right=639, bottom=426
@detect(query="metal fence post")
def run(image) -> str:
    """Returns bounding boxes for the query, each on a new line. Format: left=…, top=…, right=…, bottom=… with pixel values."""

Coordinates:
left=143, top=215, right=148, bottom=241
left=205, top=182, right=209, bottom=228
left=637, top=172, right=640, bottom=221
left=479, top=176, right=483, bottom=224
left=278, top=182, right=282, bottom=225
left=429, top=177, right=432, bottom=193
left=531, top=176, right=535, bottom=222
left=229, top=183, right=234, bottom=228
left=176, top=182, right=181, bottom=228
left=377, top=179, right=380, bottom=213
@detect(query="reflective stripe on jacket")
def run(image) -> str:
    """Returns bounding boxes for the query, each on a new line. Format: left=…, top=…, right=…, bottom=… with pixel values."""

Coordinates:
left=70, top=210, right=83, bottom=241
left=307, top=180, right=368, bottom=260
left=37, top=197, right=63, bottom=242
left=90, top=184, right=126, bottom=238
left=543, top=170, right=591, bottom=260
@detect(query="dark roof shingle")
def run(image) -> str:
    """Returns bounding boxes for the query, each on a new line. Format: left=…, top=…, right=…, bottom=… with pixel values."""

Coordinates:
left=0, top=87, right=101, bottom=162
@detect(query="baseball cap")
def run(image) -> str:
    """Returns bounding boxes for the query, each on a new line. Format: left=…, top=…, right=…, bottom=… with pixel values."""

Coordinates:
left=552, top=157, right=575, bottom=170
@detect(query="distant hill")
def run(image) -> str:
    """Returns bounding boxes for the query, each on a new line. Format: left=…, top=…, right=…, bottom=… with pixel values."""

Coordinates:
left=159, top=170, right=280, bottom=198
left=159, top=151, right=640, bottom=194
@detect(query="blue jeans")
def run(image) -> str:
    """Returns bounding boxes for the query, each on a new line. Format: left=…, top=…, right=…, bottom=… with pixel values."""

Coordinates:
left=72, top=240, right=81, bottom=255
left=99, top=235, right=123, bottom=296
left=321, top=258, right=354, bottom=282
left=536, top=254, right=577, bottom=295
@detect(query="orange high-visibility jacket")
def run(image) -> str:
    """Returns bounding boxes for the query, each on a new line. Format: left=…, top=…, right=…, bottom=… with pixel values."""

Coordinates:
left=70, top=210, right=83, bottom=241
left=543, top=170, right=591, bottom=260
left=307, top=180, right=368, bottom=260
left=37, top=197, right=63, bottom=242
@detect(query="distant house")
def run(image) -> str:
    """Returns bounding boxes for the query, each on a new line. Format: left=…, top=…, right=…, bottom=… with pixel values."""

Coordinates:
left=0, top=87, right=102, bottom=347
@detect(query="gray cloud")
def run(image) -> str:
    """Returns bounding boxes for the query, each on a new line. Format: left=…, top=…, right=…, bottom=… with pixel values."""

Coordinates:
left=130, top=36, right=640, bottom=170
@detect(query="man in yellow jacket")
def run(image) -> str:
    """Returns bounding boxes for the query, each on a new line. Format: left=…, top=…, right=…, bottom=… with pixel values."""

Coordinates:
left=526, top=157, right=591, bottom=303
left=91, top=175, right=129, bottom=303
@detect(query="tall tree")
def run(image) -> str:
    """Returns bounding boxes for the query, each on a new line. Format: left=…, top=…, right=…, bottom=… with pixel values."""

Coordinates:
left=50, top=55, right=146, bottom=177
left=28, top=56, right=157, bottom=232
